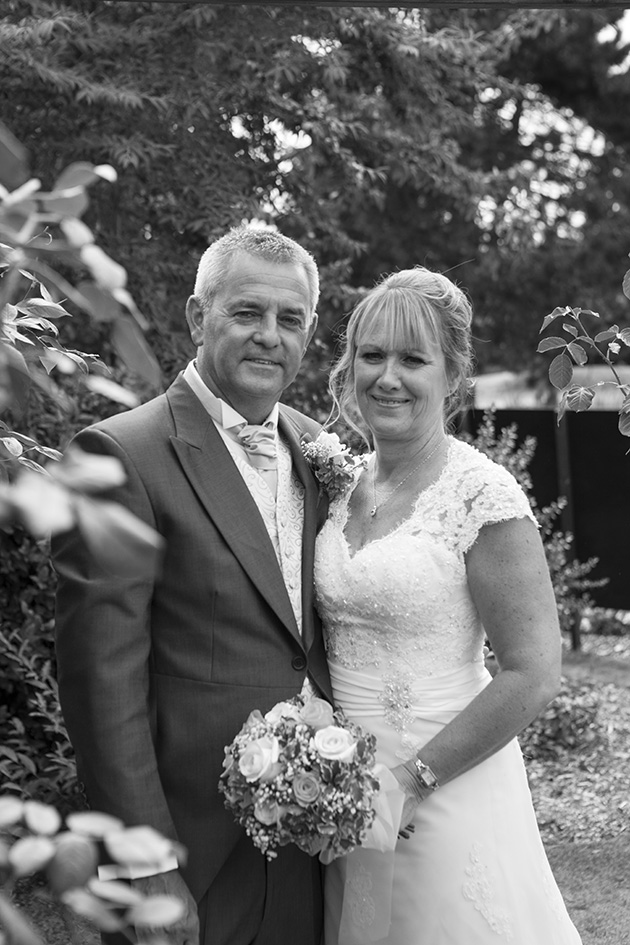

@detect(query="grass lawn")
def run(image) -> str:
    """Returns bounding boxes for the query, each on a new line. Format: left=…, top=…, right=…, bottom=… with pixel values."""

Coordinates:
left=535, top=637, right=630, bottom=944
left=7, top=634, right=630, bottom=945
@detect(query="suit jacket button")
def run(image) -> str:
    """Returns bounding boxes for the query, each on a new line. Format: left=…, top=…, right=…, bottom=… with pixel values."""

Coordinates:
left=292, top=656, right=306, bottom=671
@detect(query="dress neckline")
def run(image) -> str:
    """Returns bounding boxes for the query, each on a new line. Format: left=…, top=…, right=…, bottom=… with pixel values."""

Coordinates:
left=340, top=436, right=454, bottom=559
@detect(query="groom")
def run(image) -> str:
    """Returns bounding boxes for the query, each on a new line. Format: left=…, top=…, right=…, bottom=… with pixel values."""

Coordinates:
left=53, top=225, right=333, bottom=945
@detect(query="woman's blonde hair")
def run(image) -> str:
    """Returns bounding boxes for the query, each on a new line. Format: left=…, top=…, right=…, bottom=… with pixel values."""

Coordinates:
left=329, top=266, right=475, bottom=441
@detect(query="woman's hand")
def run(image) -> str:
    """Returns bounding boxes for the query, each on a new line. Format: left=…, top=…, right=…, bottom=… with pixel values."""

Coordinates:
left=391, top=761, right=433, bottom=838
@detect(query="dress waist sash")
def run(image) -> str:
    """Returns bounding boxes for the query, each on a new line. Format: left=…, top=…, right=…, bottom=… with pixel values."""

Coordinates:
left=328, top=658, right=492, bottom=722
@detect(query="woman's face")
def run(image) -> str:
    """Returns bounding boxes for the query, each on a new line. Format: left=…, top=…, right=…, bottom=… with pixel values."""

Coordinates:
left=353, top=324, right=450, bottom=446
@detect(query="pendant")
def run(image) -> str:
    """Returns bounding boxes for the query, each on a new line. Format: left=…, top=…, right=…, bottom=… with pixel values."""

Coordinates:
left=370, top=506, right=377, bottom=517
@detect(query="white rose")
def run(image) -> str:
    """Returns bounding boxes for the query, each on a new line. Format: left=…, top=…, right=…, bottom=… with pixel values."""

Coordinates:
left=264, top=701, right=301, bottom=724
left=238, top=737, right=280, bottom=782
left=299, top=698, right=334, bottom=731
left=313, top=726, right=357, bottom=762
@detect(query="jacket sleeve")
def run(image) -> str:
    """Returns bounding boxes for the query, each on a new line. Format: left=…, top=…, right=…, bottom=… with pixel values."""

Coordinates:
left=52, top=425, right=177, bottom=841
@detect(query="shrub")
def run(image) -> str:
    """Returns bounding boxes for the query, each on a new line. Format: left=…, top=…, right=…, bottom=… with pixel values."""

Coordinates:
left=0, top=526, right=80, bottom=811
left=519, top=676, right=604, bottom=761
left=582, top=607, right=630, bottom=636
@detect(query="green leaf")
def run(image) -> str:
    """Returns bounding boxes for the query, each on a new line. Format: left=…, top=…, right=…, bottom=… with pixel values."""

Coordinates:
left=594, top=329, right=617, bottom=342
left=53, top=162, right=116, bottom=191
left=66, top=811, right=125, bottom=839
left=622, top=269, right=630, bottom=301
left=60, top=888, right=123, bottom=933
left=38, top=187, right=89, bottom=219
left=540, top=307, right=571, bottom=332
left=565, top=385, right=595, bottom=412
left=619, top=413, right=630, bottom=437
left=537, top=336, right=567, bottom=352
left=13, top=313, right=59, bottom=336
left=80, top=245, right=127, bottom=290
left=72, top=496, right=164, bottom=578
left=75, top=281, right=121, bottom=322
left=111, top=317, right=162, bottom=388
left=566, top=342, right=588, bottom=366
left=46, top=833, right=99, bottom=897
left=618, top=328, right=630, bottom=346
left=562, top=324, right=578, bottom=337
left=127, top=895, right=185, bottom=928
left=549, top=352, right=573, bottom=390
left=0, top=342, right=31, bottom=416
left=15, top=298, right=69, bottom=320
left=0, top=895, right=45, bottom=945
left=84, top=375, right=139, bottom=408
left=556, top=391, right=568, bottom=425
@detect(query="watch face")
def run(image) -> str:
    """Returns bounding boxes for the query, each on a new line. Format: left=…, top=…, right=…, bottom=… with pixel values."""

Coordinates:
left=415, top=760, right=438, bottom=789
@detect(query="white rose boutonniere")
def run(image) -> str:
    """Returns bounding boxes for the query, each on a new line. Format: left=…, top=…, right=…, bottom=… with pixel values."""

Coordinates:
left=301, top=431, right=366, bottom=500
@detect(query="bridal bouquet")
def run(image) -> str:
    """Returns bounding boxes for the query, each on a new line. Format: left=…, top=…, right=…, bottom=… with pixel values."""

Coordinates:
left=218, top=694, right=382, bottom=863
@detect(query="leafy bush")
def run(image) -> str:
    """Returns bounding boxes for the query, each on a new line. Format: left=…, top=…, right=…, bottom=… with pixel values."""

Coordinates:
left=0, top=527, right=80, bottom=811
left=519, top=676, right=604, bottom=761
left=582, top=608, right=630, bottom=636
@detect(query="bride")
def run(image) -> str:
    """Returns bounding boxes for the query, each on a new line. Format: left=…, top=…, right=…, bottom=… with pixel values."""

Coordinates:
left=314, top=267, right=583, bottom=944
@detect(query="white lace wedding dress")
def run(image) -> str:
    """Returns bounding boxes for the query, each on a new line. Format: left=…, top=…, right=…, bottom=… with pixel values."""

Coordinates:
left=314, top=437, right=582, bottom=945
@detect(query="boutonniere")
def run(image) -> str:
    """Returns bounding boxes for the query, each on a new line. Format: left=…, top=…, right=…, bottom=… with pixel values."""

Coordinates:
left=301, top=431, right=366, bottom=500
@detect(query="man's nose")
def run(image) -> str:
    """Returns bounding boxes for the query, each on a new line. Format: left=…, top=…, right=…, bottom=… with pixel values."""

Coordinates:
left=254, top=314, right=281, bottom=347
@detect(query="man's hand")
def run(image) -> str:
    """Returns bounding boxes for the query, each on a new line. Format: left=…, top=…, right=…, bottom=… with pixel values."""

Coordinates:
left=131, top=869, right=199, bottom=945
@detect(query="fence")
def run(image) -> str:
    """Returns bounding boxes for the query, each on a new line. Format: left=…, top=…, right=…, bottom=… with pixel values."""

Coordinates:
left=467, top=407, right=628, bottom=613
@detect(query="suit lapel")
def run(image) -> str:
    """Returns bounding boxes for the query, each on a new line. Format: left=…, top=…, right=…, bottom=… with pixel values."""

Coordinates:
left=278, top=408, right=322, bottom=652
left=167, top=378, right=301, bottom=642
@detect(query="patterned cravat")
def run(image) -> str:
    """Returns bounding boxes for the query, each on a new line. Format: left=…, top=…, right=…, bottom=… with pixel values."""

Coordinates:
left=236, top=423, right=278, bottom=470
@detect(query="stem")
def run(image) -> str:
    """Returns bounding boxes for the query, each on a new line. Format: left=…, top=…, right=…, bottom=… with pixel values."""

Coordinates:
left=574, top=316, right=625, bottom=388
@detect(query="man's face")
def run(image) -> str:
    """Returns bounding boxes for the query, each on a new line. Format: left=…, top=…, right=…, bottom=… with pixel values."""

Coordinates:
left=186, top=252, right=316, bottom=423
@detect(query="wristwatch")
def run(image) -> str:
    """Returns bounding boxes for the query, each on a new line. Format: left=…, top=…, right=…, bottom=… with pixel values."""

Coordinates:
left=413, top=757, right=440, bottom=791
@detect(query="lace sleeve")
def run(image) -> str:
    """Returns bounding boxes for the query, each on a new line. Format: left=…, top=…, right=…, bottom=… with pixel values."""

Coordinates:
left=457, top=451, right=537, bottom=555
left=422, top=440, right=538, bottom=556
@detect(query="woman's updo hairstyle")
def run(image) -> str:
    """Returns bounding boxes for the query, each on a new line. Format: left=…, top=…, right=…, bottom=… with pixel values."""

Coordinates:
left=329, top=266, right=475, bottom=442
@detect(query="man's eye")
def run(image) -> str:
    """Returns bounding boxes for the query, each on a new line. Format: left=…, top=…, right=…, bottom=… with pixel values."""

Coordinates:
left=279, top=315, right=304, bottom=328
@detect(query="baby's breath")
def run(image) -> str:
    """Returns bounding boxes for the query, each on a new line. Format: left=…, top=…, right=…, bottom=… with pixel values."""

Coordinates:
left=218, top=693, right=380, bottom=862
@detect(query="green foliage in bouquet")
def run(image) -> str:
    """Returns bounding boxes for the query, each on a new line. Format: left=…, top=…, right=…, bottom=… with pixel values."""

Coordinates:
left=519, top=676, right=604, bottom=761
left=467, top=410, right=605, bottom=635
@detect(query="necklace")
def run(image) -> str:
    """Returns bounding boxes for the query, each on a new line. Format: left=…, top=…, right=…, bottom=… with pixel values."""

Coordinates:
left=370, top=440, right=444, bottom=517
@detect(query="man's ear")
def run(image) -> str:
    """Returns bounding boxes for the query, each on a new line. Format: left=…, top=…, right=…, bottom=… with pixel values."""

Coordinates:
left=185, top=296, right=204, bottom=347
left=304, top=311, right=318, bottom=351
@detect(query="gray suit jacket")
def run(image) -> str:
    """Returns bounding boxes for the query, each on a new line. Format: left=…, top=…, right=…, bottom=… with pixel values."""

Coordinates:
left=53, top=373, right=333, bottom=901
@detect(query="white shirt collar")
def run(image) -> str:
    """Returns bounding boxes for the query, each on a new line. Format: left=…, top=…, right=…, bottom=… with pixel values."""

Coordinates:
left=182, top=360, right=279, bottom=431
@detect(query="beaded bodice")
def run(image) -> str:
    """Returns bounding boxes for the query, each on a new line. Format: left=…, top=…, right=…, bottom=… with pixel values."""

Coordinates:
left=314, top=438, right=536, bottom=681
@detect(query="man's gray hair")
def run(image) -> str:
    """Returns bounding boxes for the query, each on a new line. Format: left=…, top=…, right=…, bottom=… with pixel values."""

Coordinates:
left=193, top=224, right=319, bottom=319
